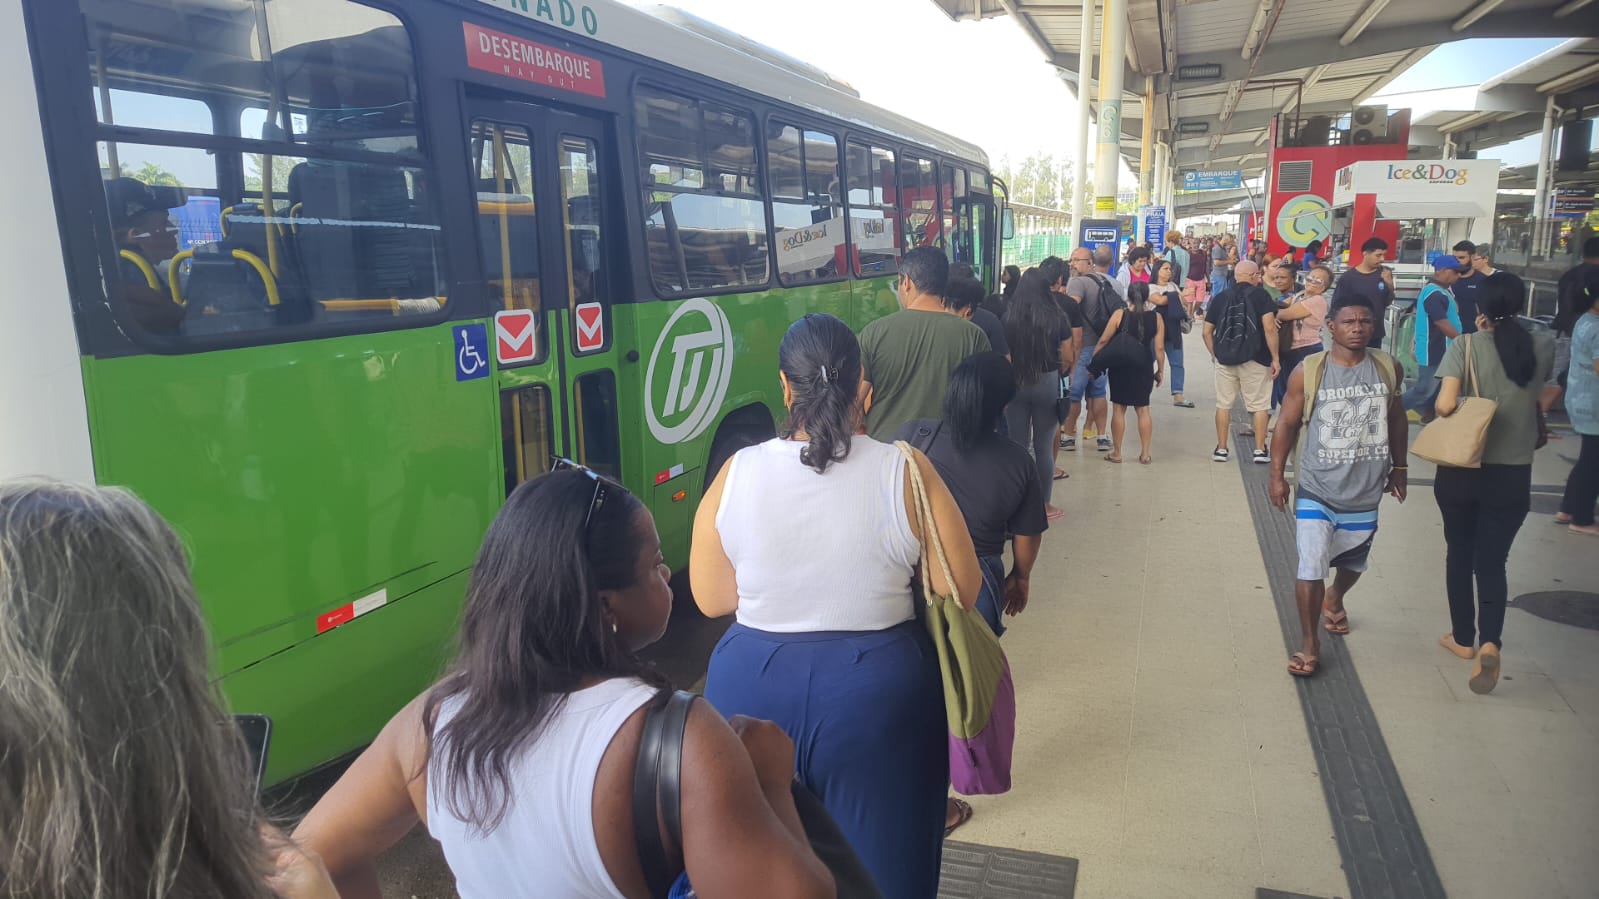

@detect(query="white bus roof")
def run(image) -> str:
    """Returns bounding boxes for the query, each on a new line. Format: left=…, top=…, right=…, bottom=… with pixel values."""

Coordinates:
left=469, top=0, right=989, bottom=166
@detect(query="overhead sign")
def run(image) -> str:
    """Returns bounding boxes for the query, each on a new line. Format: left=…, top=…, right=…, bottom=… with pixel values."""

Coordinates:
left=1182, top=170, right=1242, bottom=191
left=494, top=309, right=538, bottom=365
left=1141, top=206, right=1166, bottom=254
left=464, top=22, right=606, bottom=98
left=1553, top=189, right=1594, bottom=218
left=454, top=324, right=490, bottom=381
left=645, top=298, right=734, bottom=445
left=574, top=302, right=605, bottom=352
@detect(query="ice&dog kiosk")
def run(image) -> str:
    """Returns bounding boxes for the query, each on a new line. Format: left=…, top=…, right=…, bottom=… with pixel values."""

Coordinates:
left=1326, top=158, right=1500, bottom=370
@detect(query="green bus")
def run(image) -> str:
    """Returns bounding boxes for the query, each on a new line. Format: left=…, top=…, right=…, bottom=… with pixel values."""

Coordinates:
left=3, top=0, right=1004, bottom=783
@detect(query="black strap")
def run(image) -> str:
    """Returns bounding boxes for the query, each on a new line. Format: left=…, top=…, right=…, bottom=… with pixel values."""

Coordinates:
left=631, top=690, right=696, bottom=898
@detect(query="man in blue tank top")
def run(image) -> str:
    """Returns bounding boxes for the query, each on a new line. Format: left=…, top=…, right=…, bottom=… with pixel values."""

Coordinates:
left=1268, top=296, right=1409, bottom=678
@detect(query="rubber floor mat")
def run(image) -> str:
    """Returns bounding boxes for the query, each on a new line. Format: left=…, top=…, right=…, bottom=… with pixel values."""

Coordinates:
left=938, top=841, right=1078, bottom=898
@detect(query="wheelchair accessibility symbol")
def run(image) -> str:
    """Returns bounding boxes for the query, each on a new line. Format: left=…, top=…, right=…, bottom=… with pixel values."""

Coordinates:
left=454, top=324, right=490, bottom=381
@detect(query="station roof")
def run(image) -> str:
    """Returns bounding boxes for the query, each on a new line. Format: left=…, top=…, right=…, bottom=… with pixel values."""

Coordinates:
left=924, top=0, right=1599, bottom=185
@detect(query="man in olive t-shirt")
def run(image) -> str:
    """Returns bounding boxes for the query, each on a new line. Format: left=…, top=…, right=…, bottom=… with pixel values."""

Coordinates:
left=861, top=247, right=990, bottom=440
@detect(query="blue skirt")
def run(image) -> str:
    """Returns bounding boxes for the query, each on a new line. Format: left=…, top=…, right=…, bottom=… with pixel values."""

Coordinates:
left=704, top=620, right=947, bottom=899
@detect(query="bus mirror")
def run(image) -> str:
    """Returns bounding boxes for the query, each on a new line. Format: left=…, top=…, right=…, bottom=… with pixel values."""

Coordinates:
left=1001, top=207, right=1015, bottom=241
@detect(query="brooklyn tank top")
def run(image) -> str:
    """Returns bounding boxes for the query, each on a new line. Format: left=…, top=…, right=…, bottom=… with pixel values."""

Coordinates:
left=426, top=678, right=658, bottom=898
left=716, top=436, right=920, bottom=632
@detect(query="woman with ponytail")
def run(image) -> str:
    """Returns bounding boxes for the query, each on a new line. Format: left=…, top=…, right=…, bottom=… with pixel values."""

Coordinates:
left=691, top=313, right=981, bottom=898
left=1431, top=272, right=1555, bottom=694
left=1093, top=281, right=1165, bottom=463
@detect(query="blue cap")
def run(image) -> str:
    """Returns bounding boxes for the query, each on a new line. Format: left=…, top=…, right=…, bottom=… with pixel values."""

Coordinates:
left=1433, top=256, right=1463, bottom=272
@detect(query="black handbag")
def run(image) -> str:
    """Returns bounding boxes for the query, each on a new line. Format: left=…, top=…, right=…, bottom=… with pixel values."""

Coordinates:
left=632, top=690, right=885, bottom=899
left=1089, top=314, right=1153, bottom=377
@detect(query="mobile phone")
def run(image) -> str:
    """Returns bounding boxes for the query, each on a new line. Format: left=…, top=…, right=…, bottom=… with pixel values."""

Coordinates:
left=234, top=714, right=272, bottom=793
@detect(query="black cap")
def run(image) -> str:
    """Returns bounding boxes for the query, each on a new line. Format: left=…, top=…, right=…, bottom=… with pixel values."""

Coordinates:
left=105, top=177, right=166, bottom=228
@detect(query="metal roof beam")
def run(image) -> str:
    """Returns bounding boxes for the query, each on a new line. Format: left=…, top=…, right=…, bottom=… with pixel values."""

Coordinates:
left=1171, top=101, right=1352, bottom=147
left=1173, top=8, right=1599, bottom=84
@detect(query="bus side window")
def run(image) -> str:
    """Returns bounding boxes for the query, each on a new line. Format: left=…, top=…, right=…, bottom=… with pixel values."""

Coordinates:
left=559, top=135, right=607, bottom=354
left=845, top=140, right=899, bottom=277
left=472, top=121, right=542, bottom=318
left=636, top=85, right=769, bottom=296
left=500, top=386, right=555, bottom=496
left=82, top=0, right=446, bottom=345
left=768, top=124, right=843, bottom=287
left=572, top=371, right=621, bottom=481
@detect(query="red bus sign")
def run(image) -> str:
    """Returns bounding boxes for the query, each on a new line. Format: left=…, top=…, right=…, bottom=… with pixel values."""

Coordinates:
left=463, top=21, right=606, bottom=98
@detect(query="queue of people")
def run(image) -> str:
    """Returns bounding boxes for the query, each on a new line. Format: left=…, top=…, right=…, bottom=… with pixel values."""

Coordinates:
left=5, top=230, right=1591, bottom=899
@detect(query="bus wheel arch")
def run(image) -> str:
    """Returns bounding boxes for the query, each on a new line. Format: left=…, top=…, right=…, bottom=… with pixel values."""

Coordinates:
left=704, top=404, right=776, bottom=490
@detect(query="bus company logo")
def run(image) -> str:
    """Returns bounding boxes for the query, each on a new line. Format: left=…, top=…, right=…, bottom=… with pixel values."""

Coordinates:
left=645, top=298, right=735, bottom=445
left=478, top=0, right=599, bottom=36
left=1386, top=163, right=1469, bottom=186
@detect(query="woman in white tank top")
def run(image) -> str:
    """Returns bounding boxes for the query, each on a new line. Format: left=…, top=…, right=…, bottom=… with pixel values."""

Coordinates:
left=691, top=313, right=981, bottom=899
left=292, top=470, right=833, bottom=899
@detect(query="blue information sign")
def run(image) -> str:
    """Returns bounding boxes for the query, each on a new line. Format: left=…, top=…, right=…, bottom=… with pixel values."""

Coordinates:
left=1181, top=170, right=1243, bottom=191
left=1142, top=207, right=1167, bottom=254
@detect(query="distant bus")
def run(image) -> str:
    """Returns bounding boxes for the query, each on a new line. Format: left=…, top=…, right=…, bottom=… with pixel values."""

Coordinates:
left=2, top=0, right=1002, bottom=781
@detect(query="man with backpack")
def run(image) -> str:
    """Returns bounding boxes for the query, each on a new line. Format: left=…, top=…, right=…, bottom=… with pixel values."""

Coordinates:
left=1267, top=296, right=1408, bottom=677
left=1061, top=246, right=1124, bottom=452
left=1204, top=259, right=1280, bottom=463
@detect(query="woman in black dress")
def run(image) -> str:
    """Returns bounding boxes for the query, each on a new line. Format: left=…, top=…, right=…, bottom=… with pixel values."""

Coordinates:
left=1093, top=281, right=1165, bottom=464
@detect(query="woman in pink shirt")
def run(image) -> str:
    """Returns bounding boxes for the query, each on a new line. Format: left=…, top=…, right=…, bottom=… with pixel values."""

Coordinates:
left=1272, top=264, right=1332, bottom=408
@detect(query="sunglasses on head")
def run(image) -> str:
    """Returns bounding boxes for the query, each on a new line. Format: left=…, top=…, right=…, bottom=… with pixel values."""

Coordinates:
left=550, top=457, right=624, bottom=532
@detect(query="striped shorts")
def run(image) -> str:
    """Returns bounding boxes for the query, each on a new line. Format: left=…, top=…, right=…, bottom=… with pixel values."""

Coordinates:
left=1294, top=494, right=1378, bottom=581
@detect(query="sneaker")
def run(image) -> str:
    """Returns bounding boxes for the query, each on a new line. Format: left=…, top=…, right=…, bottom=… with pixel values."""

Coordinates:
left=1252, top=449, right=1270, bottom=464
left=1212, top=447, right=1229, bottom=462
left=1061, top=435, right=1077, bottom=451
left=1083, top=426, right=1098, bottom=440
left=1096, top=436, right=1112, bottom=453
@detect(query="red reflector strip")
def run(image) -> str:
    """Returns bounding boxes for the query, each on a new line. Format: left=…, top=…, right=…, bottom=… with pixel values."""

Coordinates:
left=315, top=588, right=390, bottom=634
left=655, top=469, right=670, bottom=486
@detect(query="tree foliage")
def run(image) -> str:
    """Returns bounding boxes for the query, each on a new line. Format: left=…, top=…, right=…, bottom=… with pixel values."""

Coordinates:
left=122, top=161, right=181, bottom=187
left=995, top=152, right=1074, bottom=211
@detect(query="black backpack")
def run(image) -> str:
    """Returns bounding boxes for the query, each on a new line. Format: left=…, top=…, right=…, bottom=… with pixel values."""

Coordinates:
left=1211, top=286, right=1260, bottom=366
left=1081, top=272, right=1118, bottom=334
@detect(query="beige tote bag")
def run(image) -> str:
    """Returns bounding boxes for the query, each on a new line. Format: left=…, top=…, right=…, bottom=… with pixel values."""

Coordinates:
left=1411, top=334, right=1498, bottom=469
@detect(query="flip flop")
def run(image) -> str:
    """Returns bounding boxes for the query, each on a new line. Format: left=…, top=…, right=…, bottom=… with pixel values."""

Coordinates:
left=944, top=798, right=974, bottom=838
left=1322, top=609, right=1350, bottom=635
left=1103, top=454, right=1122, bottom=464
left=1139, top=455, right=1153, bottom=465
left=1173, top=400, right=1196, bottom=408
left=1288, top=652, right=1318, bottom=677
left=1054, top=468, right=1070, bottom=480
left=1046, top=507, right=1066, bottom=521
left=1469, top=647, right=1501, bottom=694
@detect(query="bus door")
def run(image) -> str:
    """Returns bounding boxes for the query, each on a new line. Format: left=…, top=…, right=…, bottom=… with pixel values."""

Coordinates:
left=467, top=101, right=623, bottom=495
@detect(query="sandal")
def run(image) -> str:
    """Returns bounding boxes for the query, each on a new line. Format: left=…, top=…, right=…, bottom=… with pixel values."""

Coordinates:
left=1287, top=652, right=1318, bottom=677
left=1103, top=454, right=1122, bottom=464
left=944, top=797, right=974, bottom=838
left=1469, top=645, right=1501, bottom=694
left=1054, top=468, right=1070, bottom=480
left=1173, top=399, right=1195, bottom=408
left=1322, top=609, right=1350, bottom=635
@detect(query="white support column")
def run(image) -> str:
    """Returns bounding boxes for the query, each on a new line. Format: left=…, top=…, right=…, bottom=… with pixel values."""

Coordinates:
left=1072, top=0, right=1096, bottom=244
left=1093, top=0, right=1127, bottom=224
left=1533, top=96, right=1558, bottom=257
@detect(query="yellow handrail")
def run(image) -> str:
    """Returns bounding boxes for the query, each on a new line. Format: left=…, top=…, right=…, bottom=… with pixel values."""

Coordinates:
left=289, top=202, right=303, bottom=234
left=167, top=249, right=194, bottom=306
left=119, top=249, right=159, bottom=290
left=220, top=205, right=235, bottom=237
left=167, top=248, right=279, bottom=308
left=230, top=249, right=280, bottom=307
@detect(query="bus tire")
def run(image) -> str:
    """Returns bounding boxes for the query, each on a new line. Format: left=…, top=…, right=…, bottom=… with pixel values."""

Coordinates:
left=704, top=408, right=774, bottom=490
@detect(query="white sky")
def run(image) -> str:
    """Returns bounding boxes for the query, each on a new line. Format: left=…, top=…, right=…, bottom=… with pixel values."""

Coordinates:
left=632, top=0, right=1091, bottom=174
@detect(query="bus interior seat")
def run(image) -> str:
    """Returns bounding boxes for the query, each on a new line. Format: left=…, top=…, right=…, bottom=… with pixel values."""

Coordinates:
left=289, top=160, right=437, bottom=304
left=218, top=202, right=313, bottom=324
